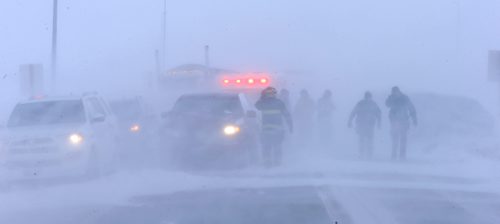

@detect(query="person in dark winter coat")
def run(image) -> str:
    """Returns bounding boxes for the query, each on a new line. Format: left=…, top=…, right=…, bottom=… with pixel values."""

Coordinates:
left=317, top=90, right=336, bottom=149
left=348, top=91, right=381, bottom=158
left=385, top=86, right=417, bottom=160
left=294, top=89, right=315, bottom=149
left=278, top=88, right=292, bottom=112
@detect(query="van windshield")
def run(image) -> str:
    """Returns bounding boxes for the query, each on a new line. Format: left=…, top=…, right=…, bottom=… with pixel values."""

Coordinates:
left=7, top=100, right=86, bottom=127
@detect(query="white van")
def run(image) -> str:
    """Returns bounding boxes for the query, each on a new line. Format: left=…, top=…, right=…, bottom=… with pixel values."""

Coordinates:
left=1, top=93, right=117, bottom=178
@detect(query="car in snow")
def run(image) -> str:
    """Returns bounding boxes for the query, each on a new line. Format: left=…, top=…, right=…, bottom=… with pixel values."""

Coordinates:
left=160, top=92, right=260, bottom=168
left=109, top=96, right=160, bottom=157
left=0, top=93, right=118, bottom=178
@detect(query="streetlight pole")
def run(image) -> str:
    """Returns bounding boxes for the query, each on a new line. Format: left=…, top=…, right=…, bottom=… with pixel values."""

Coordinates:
left=51, top=0, right=59, bottom=91
left=161, top=0, right=167, bottom=71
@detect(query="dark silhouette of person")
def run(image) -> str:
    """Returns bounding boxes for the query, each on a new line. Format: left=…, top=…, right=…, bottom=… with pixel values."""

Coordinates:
left=294, top=89, right=315, bottom=149
left=317, top=90, right=336, bottom=149
left=348, top=91, right=381, bottom=158
left=385, top=86, right=417, bottom=160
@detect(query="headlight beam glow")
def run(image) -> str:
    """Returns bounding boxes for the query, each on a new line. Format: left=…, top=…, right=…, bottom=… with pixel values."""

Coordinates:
left=223, top=125, right=240, bottom=136
left=130, top=124, right=141, bottom=132
left=68, top=133, right=84, bottom=145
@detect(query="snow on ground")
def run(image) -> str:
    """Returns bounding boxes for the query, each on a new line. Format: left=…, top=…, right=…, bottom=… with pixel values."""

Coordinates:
left=1, top=147, right=500, bottom=218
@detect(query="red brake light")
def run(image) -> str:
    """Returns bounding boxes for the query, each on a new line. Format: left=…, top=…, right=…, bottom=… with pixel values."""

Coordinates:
left=220, top=75, right=270, bottom=88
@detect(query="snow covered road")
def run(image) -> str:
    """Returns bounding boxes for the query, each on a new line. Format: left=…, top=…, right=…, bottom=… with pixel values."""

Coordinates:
left=1, top=156, right=500, bottom=224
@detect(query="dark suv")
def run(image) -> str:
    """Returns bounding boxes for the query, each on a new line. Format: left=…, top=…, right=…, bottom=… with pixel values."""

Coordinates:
left=160, top=93, right=260, bottom=168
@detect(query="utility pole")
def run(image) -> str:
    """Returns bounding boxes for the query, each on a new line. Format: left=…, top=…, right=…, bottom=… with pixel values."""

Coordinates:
left=204, top=45, right=210, bottom=68
left=51, top=0, right=59, bottom=91
left=161, top=0, right=167, bottom=70
left=204, top=45, right=210, bottom=76
left=488, top=50, right=500, bottom=115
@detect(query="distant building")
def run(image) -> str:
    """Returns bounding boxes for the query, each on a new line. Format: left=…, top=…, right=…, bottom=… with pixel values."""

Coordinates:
left=162, top=64, right=233, bottom=80
left=159, top=63, right=235, bottom=91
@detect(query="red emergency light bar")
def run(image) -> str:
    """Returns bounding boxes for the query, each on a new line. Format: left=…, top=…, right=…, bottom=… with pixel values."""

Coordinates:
left=221, top=77, right=270, bottom=88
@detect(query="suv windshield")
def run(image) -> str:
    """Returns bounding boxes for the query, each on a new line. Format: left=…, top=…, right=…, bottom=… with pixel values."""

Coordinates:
left=173, top=95, right=243, bottom=116
left=110, top=99, right=142, bottom=121
left=7, top=100, right=86, bottom=127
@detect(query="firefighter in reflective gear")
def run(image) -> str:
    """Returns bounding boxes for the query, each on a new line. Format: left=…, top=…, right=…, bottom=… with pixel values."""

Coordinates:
left=316, top=90, right=336, bottom=149
left=255, top=87, right=293, bottom=167
left=385, top=86, right=417, bottom=160
left=348, top=91, right=381, bottom=158
left=294, top=89, right=315, bottom=149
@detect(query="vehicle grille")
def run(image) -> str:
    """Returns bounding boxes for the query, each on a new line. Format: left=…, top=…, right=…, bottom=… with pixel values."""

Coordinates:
left=8, top=137, right=59, bottom=154
left=11, top=137, right=54, bottom=146
left=9, top=147, right=58, bottom=154
left=6, top=159, right=61, bottom=168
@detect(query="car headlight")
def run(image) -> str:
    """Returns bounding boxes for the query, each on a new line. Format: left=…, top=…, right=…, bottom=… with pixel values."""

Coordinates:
left=68, top=133, right=84, bottom=145
left=223, top=125, right=240, bottom=136
left=130, top=124, right=140, bottom=132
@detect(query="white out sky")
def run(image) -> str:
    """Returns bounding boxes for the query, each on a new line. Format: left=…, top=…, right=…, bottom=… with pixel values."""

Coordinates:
left=0, top=0, right=500, bottom=110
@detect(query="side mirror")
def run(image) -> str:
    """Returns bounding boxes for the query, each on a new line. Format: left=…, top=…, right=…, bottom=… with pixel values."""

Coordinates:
left=246, top=110, right=257, bottom=118
left=90, top=114, right=106, bottom=123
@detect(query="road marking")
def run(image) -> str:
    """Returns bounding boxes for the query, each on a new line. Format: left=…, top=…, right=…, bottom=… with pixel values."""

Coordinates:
left=316, top=186, right=338, bottom=222
left=323, top=186, right=399, bottom=224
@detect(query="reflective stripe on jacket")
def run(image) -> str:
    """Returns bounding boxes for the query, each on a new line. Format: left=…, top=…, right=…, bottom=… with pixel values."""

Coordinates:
left=255, top=97, right=293, bottom=132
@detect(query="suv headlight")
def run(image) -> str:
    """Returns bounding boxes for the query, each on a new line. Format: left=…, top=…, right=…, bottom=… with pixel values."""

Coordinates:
left=223, top=125, right=240, bottom=136
left=130, top=124, right=140, bottom=132
left=68, top=133, right=84, bottom=145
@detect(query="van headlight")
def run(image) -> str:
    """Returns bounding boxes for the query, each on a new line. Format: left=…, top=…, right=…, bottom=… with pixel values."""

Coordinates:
left=68, top=133, right=84, bottom=145
left=223, top=125, right=240, bottom=136
left=130, top=124, right=140, bottom=132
